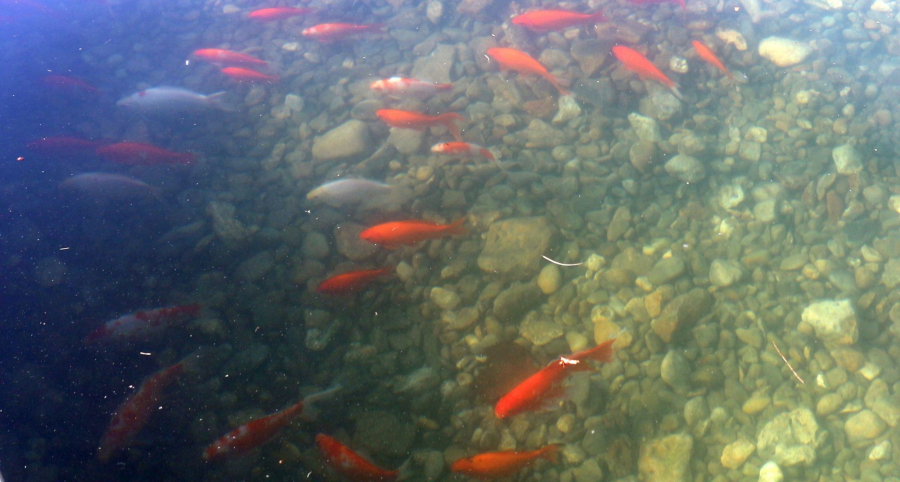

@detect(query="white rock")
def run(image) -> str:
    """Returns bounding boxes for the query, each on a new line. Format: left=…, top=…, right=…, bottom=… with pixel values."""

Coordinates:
left=718, top=184, right=745, bottom=210
left=552, top=95, right=582, bottom=124
left=759, top=461, right=783, bottom=482
left=832, top=144, right=863, bottom=175
left=537, top=264, right=562, bottom=294
left=312, top=120, right=373, bottom=162
left=758, top=37, right=814, bottom=67
left=801, top=299, right=858, bottom=345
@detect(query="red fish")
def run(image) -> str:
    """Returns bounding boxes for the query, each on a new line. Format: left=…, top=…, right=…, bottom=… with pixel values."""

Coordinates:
left=376, top=109, right=465, bottom=141
left=221, top=66, right=279, bottom=82
left=203, top=386, right=341, bottom=461
left=193, top=48, right=267, bottom=67
left=248, top=6, right=311, bottom=21
left=511, top=9, right=606, bottom=32
left=691, top=40, right=734, bottom=80
left=316, top=267, right=393, bottom=295
left=629, top=0, right=686, bottom=11
left=494, top=338, right=616, bottom=418
left=611, top=45, right=681, bottom=98
left=359, top=218, right=467, bottom=249
left=316, top=434, right=400, bottom=482
left=97, top=362, right=184, bottom=462
left=85, top=303, right=202, bottom=344
left=39, top=75, right=101, bottom=96
left=369, top=76, right=452, bottom=96
left=301, top=23, right=385, bottom=42
left=451, top=444, right=560, bottom=479
left=486, top=47, right=569, bottom=95
left=26, top=136, right=107, bottom=157
left=96, top=142, right=198, bottom=165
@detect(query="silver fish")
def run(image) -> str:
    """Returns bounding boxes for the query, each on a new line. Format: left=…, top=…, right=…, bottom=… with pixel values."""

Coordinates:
left=306, top=179, right=394, bottom=206
left=59, top=172, right=159, bottom=201
left=116, top=86, right=228, bottom=114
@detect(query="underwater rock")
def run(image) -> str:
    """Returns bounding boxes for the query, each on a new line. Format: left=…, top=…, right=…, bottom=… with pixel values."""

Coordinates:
left=883, top=258, right=900, bottom=289
left=717, top=184, right=745, bottom=210
left=394, top=366, right=440, bottom=394
left=664, top=155, right=705, bottom=183
left=709, top=259, right=743, bottom=287
left=716, top=28, right=748, bottom=51
left=844, top=410, right=887, bottom=444
left=638, top=433, right=693, bottom=482
left=651, top=289, right=712, bottom=343
left=537, top=264, right=561, bottom=295
left=207, top=201, right=257, bottom=245
left=607, top=206, right=631, bottom=242
left=629, top=140, right=657, bottom=172
left=224, top=343, right=270, bottom=376
left=235, top=251, right=274, bottom=282
left=757, top=408, right=821, bottom=466
left=648, top=256, right=685, bottom=285
left=457, top=0, right=492, bottom=15
left=430, top=286, right=461, bottom=310
left=660, top=350, right=690, bottom=391
left=492, top=281, right=541, bottom=322
left=552, top=95, right=582, bottom=125
left=832, top=144, right=863, bottom=175
left=721, top=438, right=755, bottom=469
left=519, top=311, right=564, bottom=346
left=412, top=44, right=456, bottom=83
left=641, top=86, right=682, bottom=121
left=759, top=461, right=783, bottom=482
left=478, top=217, right=556, bottom=279
left=312, top=120, right=373, bottom=162
left=758, top=37, right=813, bottom=67
left=571, top=39, right=612, bottom=76
left=801, top=299, right=858, bottom=345
left=334, top=223, right=379, bottom=261
left=354, top=411, right=416, bottom=457
left=519, top=119, right=571, bottom=149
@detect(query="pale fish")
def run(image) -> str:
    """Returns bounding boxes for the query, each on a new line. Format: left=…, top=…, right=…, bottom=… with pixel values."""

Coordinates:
left=116, top=86, right=229, bottom=114
left=59, top=173, right=159, bottom=201
left=306, top=179, right=394, bottom=206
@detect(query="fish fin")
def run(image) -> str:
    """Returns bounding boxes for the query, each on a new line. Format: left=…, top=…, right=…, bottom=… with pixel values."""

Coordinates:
left=541, top=444, right=562, bottom=463
left=436, top=83, right=454, bottom=91
left=569, top=338, right=617, bottom=367
left=669, top=84, right=684, bottom=101
left=396, top=457, right=414, bottom=481
left=588, top=10, right=607, bottom=23
left=445, top=217, right=468, bottom=236
left=300, top=384, right=343, bottom=422
left=206, top=92, right=236, bottom=112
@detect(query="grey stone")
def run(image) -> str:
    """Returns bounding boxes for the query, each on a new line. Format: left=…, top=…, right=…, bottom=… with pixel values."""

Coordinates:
left=235, top=251, right=274, bottom=282
left=833, top=144, right=863, bottom=175
left=651, top=288, right=712, bottom=343
left=757, top=408, right=821, bottom=466
left=664, top=154, right=705, bottom=183
left=607, top=206, right=631, bottom=242
left=394, top=366, right=441, bottom=395
left=628, top=112, right=662, bottom=143
left=411, top=44, right=456, bottom=83
left=801, top=299, right=858, bottom=345
left=648, top=256, right=686, bottom=285
left=334, top=223, right=378, bottom=261
left=301, top=232, right=330, bottom=259
left=519, top=119, right=571, bottom=149
left=430, top=286, right=461, bottom=311
left=492, top=281, right=540, bottom=322
left=519, top=311, right=564, bottom=346
left=312, top=120, right=373, bottom=162
left=661, top=350, right=691, bottom=391
left=478, top=217, right=556, bottom=279
left=638, top=433, right=693, bottom=482
left=552, top=94, right=582, bottom=125
left=845, top=409, right=887, bottom=443
left=573, top=458, right=604, bottom=482
left=709, top=259, right=743, bottom=287
left=882, top=258, right=900, bottom=289
left=571, top=39, right=612, bottom=76
left=354, top=411, right=416, bottom=457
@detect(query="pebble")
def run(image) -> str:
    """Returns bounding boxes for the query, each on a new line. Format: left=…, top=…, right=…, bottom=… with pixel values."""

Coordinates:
left=757, top=408, right=820, bottom=466
left=832, top=144, right=863, bottom=175
left=742, top=393, right=771, bottom=415
left=235, top=251, right=274, bottom=282
left=311, top=120, right=373, bottom=162
left=758, top=37, right=814, bottom=67
left=664, top=154, right=706, bottom=183
left=537, top=264, right=561, bottom=295
left=648, top=256, right=686, bottom=285
left=430, top=287, right=462, bottom=311
left=335, top=223, right=379, bottom=261
left=721, top=438, right=756, bottom=469
left=844, top=409, right=887, bottom=443
left=709, top=259, right=743, bottom=287
left=759, top=461, right=784, bottom=482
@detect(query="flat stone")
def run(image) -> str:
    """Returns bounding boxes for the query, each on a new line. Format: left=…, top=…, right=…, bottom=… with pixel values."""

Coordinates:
left=478, top=217, right=556, bottom=279
left=801, top=299, right=858, bottom=345
left=638, top=433, right=693, bottom=482
left=651, top=288, right=712, bottom=343
left=648, top=257, right=686, bottom=285
left=758, top=36, right=814, bottom=67
left=757, top=408, right=821, bottom=466
left=664, top=155, right=706, bottom=183
left=312, top=120, right=374, bottom=162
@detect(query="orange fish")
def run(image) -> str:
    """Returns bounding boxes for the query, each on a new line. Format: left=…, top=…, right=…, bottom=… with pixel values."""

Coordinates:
left=494, top=338, right=616, bottom=418
left=203, top=386, right=340, bottom=461
left=248, top=7, right=311, bottom=21
left=39, top=74, right=101, bottom=96
left=316, top=267, right=393, bottom=295
left=193, top=48, right=266, bottom=67
left=376, top=109, right=465, bottom=141
left=370, top=76, right=452, bottom=96
left=220, top=66, right=279, bottom=82
left=486, top=47, right=569, bottom=95
left=451, top=444, right=561, bottom=479
left=611, top=45, right=681, bottom=98
left=691, top=40, right=734, bottom=80
left=316, top=434, right=400, bottom=482
left=359, top=218, right=467, bottom=249
left=301, top=23, right=385, bottom=42
left=511, top=9, right=606, bottom=32
left=85, top=303, right=202, bottom=344
left=97, top=362, right=184, bottom=462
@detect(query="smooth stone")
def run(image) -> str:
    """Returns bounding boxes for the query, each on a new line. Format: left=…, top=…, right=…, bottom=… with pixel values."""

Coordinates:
left=882, top=258, right=900, bottom=289
left=607, top=206, right=632, bottom=242
left=638, top=433, right=693, bottom=482
left=573, top=458, right=604, bottom=482
left=235, top=251, right=275, bottom=282
left=816, top=393, right=843, bottom=416
left=335, top=223, right=379, bottom=261
left=478, top=217, right=556, bottom=279
left=845, top=409, right=887, bottom=443
left=718, top=184, right=745, bottom=210
left=664, top=154, right=706, bottom=183
left=301, top=232, right=330, bottom=258
left=757, top=408, right=821, bottom=466
left=411, top=43, right=456, bottom=83
left=393, top=366, right=440, bottom=394
left=832, top=144, right=863, bottom=175
left=661, top=350, right=691, bottom=390
left=721, top=438, right=756, bottom=469
left=493, top=281, right=541, bottom=322
left=430, top=287, right=461, bottom=310
left=537, top=264, right=562, bottom=295
left=311, top=120, right=373, bottom=162
left=759, top=461, right=784, bottom=482
left=648, top=257, right=686, bottom=285
left=801, top=299, right=858, bottom=345
left=651, top=289, right=712, bottom=343
left=628, top=112, right=662, bottom=143
left=758, top=37, right=814, bottom=67
left=519, top=312, right=564, bottom=345
left=709, top=259, right=743, bottom=287
left=742, top=393, right=771, bottom=415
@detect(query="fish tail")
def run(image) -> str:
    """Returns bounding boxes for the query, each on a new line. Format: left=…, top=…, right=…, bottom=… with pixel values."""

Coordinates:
left=588, top=10, right=607, bottom=23
left=441, top=112, right=466, bottom=140
left=478, top=147, right=495, bottom=161
left=669, top=84, right=684, bottom=101
left=376, top=266, right=395, bottom=277
left=206, top=91, right=235, bottom=112
left=445, top=217, right=468, bottom=236
left=571, top=337, right=617, bottom=365
left=549, top=76, right=571, bottom=96
left=435, top=83, right=454, bottom=91
left=300, top=384, right=343, bottom=421
left=541, top=444, right=562, bottom=463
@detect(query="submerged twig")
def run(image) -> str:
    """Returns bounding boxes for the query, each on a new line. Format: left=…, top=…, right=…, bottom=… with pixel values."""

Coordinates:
left=772, top=340, right=805, bottom=384
left=541, top=255, right=583, bottom=267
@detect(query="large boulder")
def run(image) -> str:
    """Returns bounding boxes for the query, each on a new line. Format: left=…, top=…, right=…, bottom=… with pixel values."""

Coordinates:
left=478, top=217, right=556, bottom=279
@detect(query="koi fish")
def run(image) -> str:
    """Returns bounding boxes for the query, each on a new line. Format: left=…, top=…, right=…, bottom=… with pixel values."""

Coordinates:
left=486, top=47, right=569, bottom=95
left=511, top=9, right=606, bottom=32
left=116, top=87, right=228, bottom=114
left=629, top=0, right=686, bottom=11
left=359, top=218, right=467, bottom=249
left=39, top=75, right=101, bottom=96
left=96, top=142, right=198, bottom=165
left=301, top=23, right=385, bottom=42
left=85, top=304, right=202, bottom=344
left=97, top=362, right=185, bottom=462
left=192, top=48, right=267, bottom=67
left=248, top=6, right=311, bottom=21
left=203, top=386, right=341, bottom=461
left=306, top=178, right=394, bottom=206
left=611, top=45, right=682, bottom=99
left=58, top=173, right=159, bottom=201
left=317, top=267, right=393, bottom=295
left=316, top=434, right=400, bottom=482
left=376, top=109, right=465, bottom=141
left=431, top=142, right=503, bottom=170
left=369, top=76, right=453, bottom=96
left=451, top=444, right=560, bottom=479
left=494, top=338, right=616, bottom=418
left=691, top=40, right=734, bottom=80
left=26, top=136, right=107, bottom=157
left=221, top=66, right=279, bottom=82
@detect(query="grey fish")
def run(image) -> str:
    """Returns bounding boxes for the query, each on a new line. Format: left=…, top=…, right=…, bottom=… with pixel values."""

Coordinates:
left=59, top=172, right=159, bottom=201
left=306, top=178, right=394, bottom=206
left=116, top=86, right=228, bottom=114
